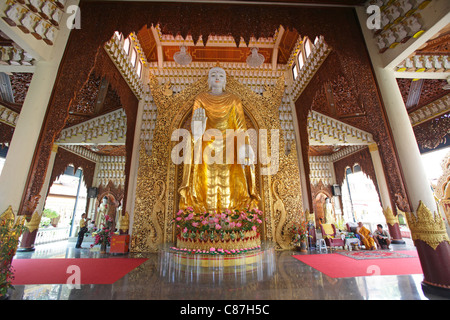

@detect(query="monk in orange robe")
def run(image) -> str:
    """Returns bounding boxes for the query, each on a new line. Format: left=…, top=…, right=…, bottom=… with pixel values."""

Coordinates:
left=357, top=222, right=376, bottom=250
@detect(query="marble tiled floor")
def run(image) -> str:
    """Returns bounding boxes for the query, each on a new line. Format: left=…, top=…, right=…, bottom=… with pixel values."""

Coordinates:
left=8, top=238, right=444, bottom=301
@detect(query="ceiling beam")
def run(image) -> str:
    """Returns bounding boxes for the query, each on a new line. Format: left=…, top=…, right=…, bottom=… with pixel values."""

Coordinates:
left=93, top=78, right=110, bottom=115
left=394, top=71, right=450, bottom=80
left=271, top=25, right=284, bottom=71
left=151, top=25, right=164, bottom=69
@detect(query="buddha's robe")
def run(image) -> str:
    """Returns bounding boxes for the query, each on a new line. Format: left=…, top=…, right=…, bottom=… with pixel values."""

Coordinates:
left=178, top=91, right=260, bottom=213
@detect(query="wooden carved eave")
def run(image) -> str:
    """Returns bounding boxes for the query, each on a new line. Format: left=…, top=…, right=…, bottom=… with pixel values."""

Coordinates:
left=333, top=147, right=381, bottom=205
left=413, top=113, right=450, bottom=151
left=0, top=122, right=14, bottom=146
left=49, top=147, right=96, bottom=192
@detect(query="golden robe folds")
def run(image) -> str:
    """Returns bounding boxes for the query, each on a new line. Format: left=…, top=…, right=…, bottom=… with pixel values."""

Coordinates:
left=178, top=91, right=260, bottom=213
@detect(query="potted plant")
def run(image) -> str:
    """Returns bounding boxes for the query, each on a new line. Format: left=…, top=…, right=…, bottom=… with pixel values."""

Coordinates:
left=43, top=209, right=60, bottom=227
left=90, top=215, right=114, bottom=253
left=0, top=218, right=27, bottom=299
left=288, top=221, right=308, bottom=252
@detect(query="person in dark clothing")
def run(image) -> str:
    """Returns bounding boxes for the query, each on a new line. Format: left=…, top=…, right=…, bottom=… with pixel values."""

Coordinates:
left=75, top=213, right=90, bottom=249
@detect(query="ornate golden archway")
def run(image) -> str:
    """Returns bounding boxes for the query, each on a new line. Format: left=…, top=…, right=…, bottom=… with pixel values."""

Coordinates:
left=130, top=71, right=304, bottom=252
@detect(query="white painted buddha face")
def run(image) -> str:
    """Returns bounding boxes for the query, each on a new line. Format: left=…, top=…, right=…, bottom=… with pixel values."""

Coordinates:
left=208, top=67, right=226, bottom=93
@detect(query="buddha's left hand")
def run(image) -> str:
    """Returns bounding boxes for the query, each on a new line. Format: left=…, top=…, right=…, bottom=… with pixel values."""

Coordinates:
left=238, top=144, right=256, bottom=166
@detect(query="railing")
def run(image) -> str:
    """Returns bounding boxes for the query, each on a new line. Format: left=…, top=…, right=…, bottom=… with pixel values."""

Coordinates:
left=34, top=226, right=71, bottom=245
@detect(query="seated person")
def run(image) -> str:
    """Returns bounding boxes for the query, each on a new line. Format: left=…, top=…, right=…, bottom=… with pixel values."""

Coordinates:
left=356, top=222, right=376, bottom=250
left=373, top=224, right=391, bottom=249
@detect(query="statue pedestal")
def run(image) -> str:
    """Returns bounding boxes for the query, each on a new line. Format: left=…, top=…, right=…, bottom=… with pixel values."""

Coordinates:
left=158, top=242, right=276, bottom=284
left=176, top=230, right=261, bottom=253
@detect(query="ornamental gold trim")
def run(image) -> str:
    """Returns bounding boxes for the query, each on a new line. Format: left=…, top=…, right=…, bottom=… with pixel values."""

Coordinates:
left=382, top=206, right=399, bottom=226
left=119, top=211, right=130, bottom=233
left=405, top=201, right=450, bottom=250
left=368, top=143, right=378, bottom=152
left=0, top=206, right=27, bottom=244
left=0, top=205, right=26, bottom=228
left=24, top=211, right=41, bottom=233
left=177, top=230, right=261, bottom=251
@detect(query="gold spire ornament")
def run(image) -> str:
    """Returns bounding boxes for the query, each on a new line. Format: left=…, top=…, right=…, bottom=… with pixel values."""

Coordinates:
left=405, top=201, right=450, bottom=250
left=24, top=211, right=42, bottom=233
left=119, top=211, right=130, bottom=233
left=383, top=206, right=399, bottom=226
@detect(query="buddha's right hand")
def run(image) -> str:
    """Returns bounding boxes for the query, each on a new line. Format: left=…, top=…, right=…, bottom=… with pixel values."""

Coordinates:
left=192, top=108, right=207, bottom=141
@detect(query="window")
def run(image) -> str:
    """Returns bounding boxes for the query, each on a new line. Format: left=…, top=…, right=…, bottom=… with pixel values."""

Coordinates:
left=136, top=61, right=142, bottom=78
left=131, top=49, right=137, bottom=67
left=297, top=52, right=304, bottom=70
left=123, top=37, right=130, bottom=55
left=292, top=64, right=298, bottom=80
left=305, top=40, right=312, bottom=58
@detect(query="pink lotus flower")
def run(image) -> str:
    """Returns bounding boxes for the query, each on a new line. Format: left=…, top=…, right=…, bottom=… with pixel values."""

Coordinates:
left=256, top=219, right=262, bottom=224
left=210, top=247, right=215, bottom=252
left=192, top=222, right=199, bottom=227
left=183, top=227, right=188, bottom=233
left=229, top=222, right=236, bottom=228
left=186, top=213, right=194, bottom=220
left=187, top=207, right=194, bottom=211
left=176, top=217, right=182, bottom=221
left=215, top=224, right=222, bottom=230
left=201, top=220, right=208, bottom=225
left=176, top=210, right=182, bottom=216
left=236, top=222, right=242, bottom=228
left=252, top=225, right=257, bottom=231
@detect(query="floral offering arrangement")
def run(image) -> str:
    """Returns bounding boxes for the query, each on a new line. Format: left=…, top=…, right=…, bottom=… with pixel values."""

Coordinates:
left=90, top=215, right=114, bottom=249
left=0, top=217, right=27, bottom=298
left=172, top=207, right=263, bottom=253
left=173, top=206, right=263, bottom=241
left=288, top=220, right=308, bottom=246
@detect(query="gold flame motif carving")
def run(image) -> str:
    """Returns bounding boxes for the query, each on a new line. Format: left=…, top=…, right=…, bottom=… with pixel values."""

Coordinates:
left=405, top=201, right=450, bottom=250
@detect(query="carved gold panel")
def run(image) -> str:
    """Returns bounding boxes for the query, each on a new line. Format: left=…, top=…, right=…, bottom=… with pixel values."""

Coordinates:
left=130, top=71, right=303, bottom=252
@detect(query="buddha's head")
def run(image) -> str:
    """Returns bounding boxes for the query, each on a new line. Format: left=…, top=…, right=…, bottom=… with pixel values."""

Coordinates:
left=208, top=67, right=226, bottom=92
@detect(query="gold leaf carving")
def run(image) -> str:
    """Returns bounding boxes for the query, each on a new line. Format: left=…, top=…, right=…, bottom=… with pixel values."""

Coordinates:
left=405, top=201, right=450, bottom=250
left=272, top=180, right=291, bottom=250
left=24, top=211, right=42, bottom=233
left=119, top=211, right=129, bottom=233
left=131, top=70, right=303, bottom=252
left=382, top=206, right=399, bottom=227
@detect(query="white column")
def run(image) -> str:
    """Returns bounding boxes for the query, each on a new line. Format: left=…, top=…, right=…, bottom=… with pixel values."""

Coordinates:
left=356, top=8, right=437, bottom=215
left=87, top=160, right=101, bottom=219
left=368, top=143, right=392, bottom=210
left=290, top=97, right=310, bottom=213
left=0, top=8, right=77, bottom=214
left=125, top=99, right=146, bottom=233
left=35, top=144, right=59, bottom=214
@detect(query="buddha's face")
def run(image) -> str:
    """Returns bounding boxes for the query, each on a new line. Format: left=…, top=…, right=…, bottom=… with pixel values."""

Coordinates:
left=208, top=67, right=226, bottom=91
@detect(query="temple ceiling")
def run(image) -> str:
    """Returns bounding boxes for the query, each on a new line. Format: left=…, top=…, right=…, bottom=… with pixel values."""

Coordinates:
left=137, top=25, right=298, bottom=65
left=0, top=0, right=448, bottom=161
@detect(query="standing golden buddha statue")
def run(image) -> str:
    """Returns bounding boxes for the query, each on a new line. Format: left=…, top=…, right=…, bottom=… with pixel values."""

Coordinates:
left=178, top=66, right=260, bottom=213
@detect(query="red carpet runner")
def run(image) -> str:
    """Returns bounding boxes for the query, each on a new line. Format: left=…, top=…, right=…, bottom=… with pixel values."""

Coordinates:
left=11, top=258, right=148, bottom=285
left=293, top=250, right=422, bottom=278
